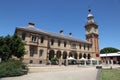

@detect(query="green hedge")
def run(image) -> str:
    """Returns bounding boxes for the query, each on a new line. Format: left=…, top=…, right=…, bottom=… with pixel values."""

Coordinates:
left=0, top=60, right=28, bottom=78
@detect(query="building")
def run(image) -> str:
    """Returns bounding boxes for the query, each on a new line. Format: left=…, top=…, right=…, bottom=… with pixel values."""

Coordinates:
left=15, top=9, right=100, bottom=65
left=100, top=52, right=120, bottom=64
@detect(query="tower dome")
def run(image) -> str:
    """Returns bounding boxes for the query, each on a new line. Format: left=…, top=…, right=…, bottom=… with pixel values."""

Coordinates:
left=87, top=9, right=94, bottom=23
left=88, top=9, right=93, bottom=17
left=88, top=13, right=93, bottom=17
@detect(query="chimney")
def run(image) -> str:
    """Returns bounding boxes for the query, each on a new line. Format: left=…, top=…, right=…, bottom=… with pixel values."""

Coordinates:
left=69, top=32, right=72, bottom=37
left=60, top=30, right=64, bottom=35
left=28, top=22, right=35, bottom=28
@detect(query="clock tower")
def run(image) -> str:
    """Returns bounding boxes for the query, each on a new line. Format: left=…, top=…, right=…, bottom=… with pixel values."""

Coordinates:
left=85, top=9, right=100, bottom=59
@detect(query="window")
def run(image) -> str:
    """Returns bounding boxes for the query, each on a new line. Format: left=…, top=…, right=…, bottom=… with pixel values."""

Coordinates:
left=30, top=49, right=34, bottom=57
left=51, top=39, right=54, bottom=45
left=64, top=41, right=67, bottom=47
left=88, top=45, right=89, bottom=50
left=29, top=60, right=33, bottom=64
left=58, top=40, right=61, bottom=47
left=83, top=54, right=86, bottom=58
left=88, top=54, right=91, bottom=59
left=84, top=44, right=86, bottom=50
left=40, top=36, right=44, bottom=43
left=22, top=33, right=26, bottom=40
left=39, top=60, right=42, bottom=64
left=31, top=35, right=37, bottom=42
left=79, top=53, right=82, bottom=59
left=79, top=44, right=81, bottom=49
left=30, top=46, right=37, bottom=57
left=39, top=50, right=43, bottom=57
left=71, top=43, right=76, bottom=49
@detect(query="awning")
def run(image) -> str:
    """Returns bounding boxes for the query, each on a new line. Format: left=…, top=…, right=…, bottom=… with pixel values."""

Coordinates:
left=68, top=57, right=76, bottom=60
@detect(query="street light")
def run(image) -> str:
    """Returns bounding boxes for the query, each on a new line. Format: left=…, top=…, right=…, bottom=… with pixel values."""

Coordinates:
left=106, top=52, right=107, bottom=64
left=0, top=57, right=1, bottom=63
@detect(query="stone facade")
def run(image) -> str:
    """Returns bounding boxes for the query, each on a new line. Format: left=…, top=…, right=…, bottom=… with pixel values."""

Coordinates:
left=15, top=9, right=100, bottom=64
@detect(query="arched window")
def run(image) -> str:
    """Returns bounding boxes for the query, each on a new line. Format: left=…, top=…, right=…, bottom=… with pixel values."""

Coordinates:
left=63, top=51, right=67, bottom=59
left=49, top=50, right=55, bottom=60
left=88, top=54, right=91, bottom=59
left=56, top=51, right=61, bottom=59
left=74, top=53, right=77, bottom=59
left=83, top=54, right=86, bottom=58
left=69, top=52, right=73, bottom=57
left=79, top=53, right=82, bottom=59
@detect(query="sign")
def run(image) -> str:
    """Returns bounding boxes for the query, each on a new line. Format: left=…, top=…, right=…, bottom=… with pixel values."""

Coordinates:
left=96, top=53, right=99, bottom=57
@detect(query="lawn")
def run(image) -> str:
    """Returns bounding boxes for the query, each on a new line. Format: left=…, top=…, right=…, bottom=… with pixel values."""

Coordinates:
left=102, top=68, right=120, bottom=80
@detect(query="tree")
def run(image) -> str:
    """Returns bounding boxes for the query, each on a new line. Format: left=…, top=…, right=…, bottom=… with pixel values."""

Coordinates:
left=0, top=36, right=12, bottom=61
left=11, top=34, right=26, bottom=58
left=100, top=47, right=119, bottom=54
left=0, top=34, right=26, bottom=61
left=0, top=36, right=5, bottom=60
left=4, top=35, right=12, bottom=60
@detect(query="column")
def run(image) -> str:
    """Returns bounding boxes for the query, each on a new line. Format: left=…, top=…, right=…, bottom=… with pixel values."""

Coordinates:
left=111, top=59, right=113, bottom=65
left=59, top=53, right=63, bottom=66
left=54, top=50, right=57, bottom=58
left=65, top=53, right=69, bottom=66
left=97, top=60, right=99, bottom=65
left=46, top=50, right=49, bottom=64
left=77, top=53, right=79, bottom=64
left=84, top=60, right=86, bottom=66
left=90, top=60, right=92, bottom=65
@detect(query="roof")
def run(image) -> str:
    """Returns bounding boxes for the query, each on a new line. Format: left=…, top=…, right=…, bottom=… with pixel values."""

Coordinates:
left=16, top=26, right=91, bottom=44
left=100, top=52, right=120, bottom=57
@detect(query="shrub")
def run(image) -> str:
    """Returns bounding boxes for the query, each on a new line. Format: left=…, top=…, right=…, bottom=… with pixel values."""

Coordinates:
left=0, top=60, right=28, bottom=78
left=51, top=57, right=58, bottom=62
left=51, top=57, right=58, bottom=65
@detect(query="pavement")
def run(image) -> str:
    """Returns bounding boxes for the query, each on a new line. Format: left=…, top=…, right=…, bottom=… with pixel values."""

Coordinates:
left=1, top=65, right=99, bottom=80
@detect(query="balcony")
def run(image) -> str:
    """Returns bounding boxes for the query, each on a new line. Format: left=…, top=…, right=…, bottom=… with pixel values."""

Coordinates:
left=29, top=41, right=38, bottom=46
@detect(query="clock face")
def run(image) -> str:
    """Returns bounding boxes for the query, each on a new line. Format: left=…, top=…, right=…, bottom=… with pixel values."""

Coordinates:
left=87, top=27, right=90, bottom=32
left=94, top=27, right=97, bottom=32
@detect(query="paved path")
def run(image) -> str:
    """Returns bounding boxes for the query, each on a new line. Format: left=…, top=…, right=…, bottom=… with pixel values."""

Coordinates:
left=1, top=66, right=98, bottom=80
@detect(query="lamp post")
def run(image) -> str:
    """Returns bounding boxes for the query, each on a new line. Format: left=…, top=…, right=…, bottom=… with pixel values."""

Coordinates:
left=0, top=57, right=1, bottom=63
left=106, top=52, right=107, bottom=64
left=106, top=50, right=109, bottom=65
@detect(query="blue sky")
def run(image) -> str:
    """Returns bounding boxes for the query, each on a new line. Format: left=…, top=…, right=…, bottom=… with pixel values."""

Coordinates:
left=0, top=0, right=120, bottom=50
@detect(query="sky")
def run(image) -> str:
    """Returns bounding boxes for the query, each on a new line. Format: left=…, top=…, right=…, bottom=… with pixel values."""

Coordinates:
left=0, top=0, right=120, bottom=50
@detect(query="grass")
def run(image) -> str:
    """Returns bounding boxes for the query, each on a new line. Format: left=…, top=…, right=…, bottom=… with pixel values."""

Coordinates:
left=102, top=68, right=120, bottom=80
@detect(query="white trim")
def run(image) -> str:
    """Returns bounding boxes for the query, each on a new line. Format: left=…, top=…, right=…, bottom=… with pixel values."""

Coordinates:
left=100, top=53, right=120, bottom=57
